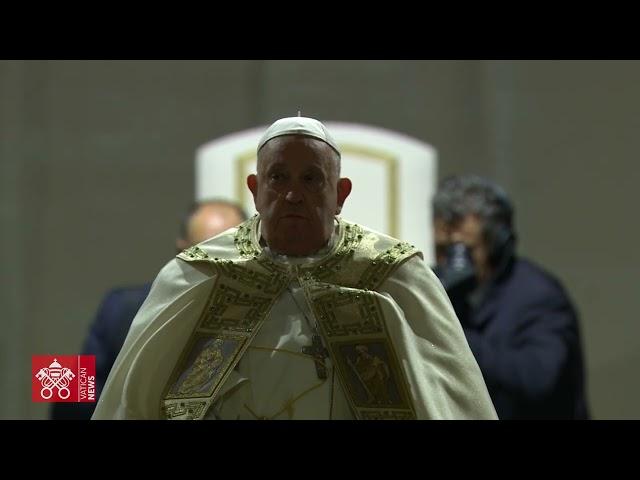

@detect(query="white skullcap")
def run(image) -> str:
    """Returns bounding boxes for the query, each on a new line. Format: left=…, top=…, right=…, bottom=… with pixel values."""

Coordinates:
left=257, top=116, right=341, bottom=156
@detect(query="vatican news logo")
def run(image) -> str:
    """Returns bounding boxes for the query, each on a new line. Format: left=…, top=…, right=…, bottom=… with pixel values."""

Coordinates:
left=32, top=355, right=96, bottom=402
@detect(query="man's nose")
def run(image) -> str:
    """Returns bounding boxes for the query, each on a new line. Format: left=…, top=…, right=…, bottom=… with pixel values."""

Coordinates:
left=284, top=188, right=304, bottom=203
left=450, top=230, right=464, bottom=244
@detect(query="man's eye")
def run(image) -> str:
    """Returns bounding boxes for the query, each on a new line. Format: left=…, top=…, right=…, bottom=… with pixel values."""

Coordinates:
left=270, top=173, right=284, bottom=181
left=305, top=173, right=325, bottom=184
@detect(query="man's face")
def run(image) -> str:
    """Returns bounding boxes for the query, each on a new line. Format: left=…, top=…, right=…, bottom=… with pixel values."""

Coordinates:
left=434, top=214, right=489, bottom=274
left=177, top=203, right=245, bottom=251
left=247, top=135, right=351, bottom=256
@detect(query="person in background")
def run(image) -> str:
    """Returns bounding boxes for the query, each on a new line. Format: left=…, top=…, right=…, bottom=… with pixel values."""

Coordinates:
left=50, top=199, right=247, bottom=420
left=432, top=174, right=589, bottom=419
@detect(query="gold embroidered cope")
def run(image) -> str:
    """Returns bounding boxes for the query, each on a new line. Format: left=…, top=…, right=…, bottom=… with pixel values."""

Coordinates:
left=163, top=215, right=418, bottom=420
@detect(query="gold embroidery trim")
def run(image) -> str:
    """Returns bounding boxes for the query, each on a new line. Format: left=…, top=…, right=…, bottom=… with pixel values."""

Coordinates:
left=162, top=251, right=290, bottom=419
left=167, top=215, right=420, bottom=420
left=304, top=285, right=417, bottom=420
left=177, top=245, right=210, bottom=262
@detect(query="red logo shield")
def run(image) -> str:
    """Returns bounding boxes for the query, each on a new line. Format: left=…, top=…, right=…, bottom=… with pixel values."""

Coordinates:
left=32, top=355, right=96, bottom=402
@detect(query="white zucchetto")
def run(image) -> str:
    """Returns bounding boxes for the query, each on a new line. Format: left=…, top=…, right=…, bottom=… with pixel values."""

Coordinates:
left=257, top=116, right=340, bottom=156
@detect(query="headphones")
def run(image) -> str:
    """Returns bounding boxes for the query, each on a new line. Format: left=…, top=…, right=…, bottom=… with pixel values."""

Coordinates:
left=484, top=187, right=516, bottom=269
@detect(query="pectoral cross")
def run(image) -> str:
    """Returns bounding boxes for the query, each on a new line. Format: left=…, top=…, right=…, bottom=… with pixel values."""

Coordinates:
left=302, top=333, right=329, bottom=379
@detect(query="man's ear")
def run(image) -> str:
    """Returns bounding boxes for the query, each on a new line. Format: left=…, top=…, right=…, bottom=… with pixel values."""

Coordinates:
left=247, top=174, right=258, bottom=203
left=336, top=177, right=352, bottom=214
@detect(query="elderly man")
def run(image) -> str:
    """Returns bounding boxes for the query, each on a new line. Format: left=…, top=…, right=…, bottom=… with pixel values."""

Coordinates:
left=92, top=116, right=496, bottom=420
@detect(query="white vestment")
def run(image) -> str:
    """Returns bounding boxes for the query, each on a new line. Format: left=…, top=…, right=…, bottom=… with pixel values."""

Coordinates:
left=92, top=216, right=497, bottom=420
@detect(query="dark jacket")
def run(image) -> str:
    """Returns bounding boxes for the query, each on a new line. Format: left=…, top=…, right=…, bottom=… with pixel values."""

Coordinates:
left=453, top=257, right=589, bottom=419
left=50, top=283, right=152, bottom=420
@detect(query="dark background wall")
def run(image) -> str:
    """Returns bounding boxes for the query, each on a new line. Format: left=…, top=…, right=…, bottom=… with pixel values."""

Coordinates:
left=1, top=60, right=637, bottom=419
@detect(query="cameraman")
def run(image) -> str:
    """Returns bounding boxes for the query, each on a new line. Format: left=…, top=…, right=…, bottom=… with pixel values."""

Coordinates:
left=432, top=175, right=589, bottom=419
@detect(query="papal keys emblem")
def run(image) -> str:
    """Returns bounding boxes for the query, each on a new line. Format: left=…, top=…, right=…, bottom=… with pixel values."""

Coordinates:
left=35, top=358, right=76, bottom=400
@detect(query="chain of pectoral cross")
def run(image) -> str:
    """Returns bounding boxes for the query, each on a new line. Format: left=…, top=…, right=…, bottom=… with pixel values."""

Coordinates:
left=286, top=286, right=329, bottom=379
